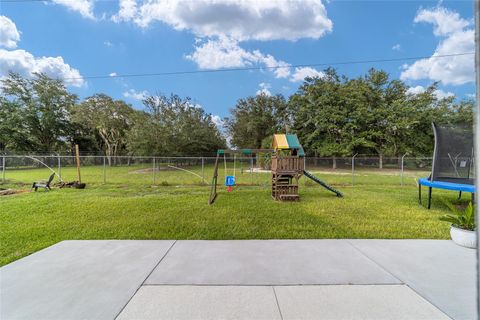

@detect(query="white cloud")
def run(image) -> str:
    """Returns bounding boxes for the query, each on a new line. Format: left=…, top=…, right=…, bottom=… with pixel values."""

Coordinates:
left=256, top=82, right=272, bottom=96
left=112, top=1, right=332, bottom=83
left=123, top=88, right=148, bottom=100
left=211, top=115, right=224, bottom=127
left=185, top=37, right=291, bottom=79
left=401, top=6, right=474, bottom=86
left=0, top=49, right=84, bottom=87
left=406, top=85, right=454, bottom=99
left=290, top=67, right=324, bottom=82
left=0, top=16, right=83, bottom=87
left=109, top=72, right=117, bottom=77
left=261, top=54, right=291, bottom=79
left=104, top=41, right=113, bottom=47
left=114, top=0, right=332, bottom=41
left=414, top=7, right=470, bottom=36
left=433, top=89, right=454, bottom=99
left=186, top=38, right=325, bottom=82
left=406, top=85, right=426, bottom=95
left=50, top=0, right=95, bottom=19
left=185, top=37, right=254, bottom=69
left=0, top=16, right=20, bottom=49
left=112, top=0, right=138, bottom=23
left=392, top=44, right=401, bottom=51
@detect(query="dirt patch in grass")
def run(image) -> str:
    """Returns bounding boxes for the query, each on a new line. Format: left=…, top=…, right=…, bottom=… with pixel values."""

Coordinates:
left=0, top=188, right=28, bottom=196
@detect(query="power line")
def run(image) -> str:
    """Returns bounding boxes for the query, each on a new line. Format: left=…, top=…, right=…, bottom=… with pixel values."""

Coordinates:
left=1, top=0, right=462, bottom=2
left=62, top=52, right=474, bottom=81
left=1, top=0, right=117, bottom=2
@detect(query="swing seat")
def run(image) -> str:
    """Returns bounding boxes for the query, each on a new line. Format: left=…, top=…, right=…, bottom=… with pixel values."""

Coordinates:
left=225, top=175, right=235, bottom=187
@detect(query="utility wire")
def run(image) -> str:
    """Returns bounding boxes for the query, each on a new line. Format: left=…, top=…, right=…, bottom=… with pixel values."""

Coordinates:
left=1, top=0, right=454, bottom=2
left=1, top=0, right=116, bottom=2
left=60, top=52, right=474, bottom=81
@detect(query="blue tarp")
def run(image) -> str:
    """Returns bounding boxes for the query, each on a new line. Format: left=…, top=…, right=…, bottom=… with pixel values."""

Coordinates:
left=418, top=177, right=475, bottom=193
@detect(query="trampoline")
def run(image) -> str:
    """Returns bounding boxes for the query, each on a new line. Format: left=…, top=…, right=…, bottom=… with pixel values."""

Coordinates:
left=418, top=123, right=475, bottom=209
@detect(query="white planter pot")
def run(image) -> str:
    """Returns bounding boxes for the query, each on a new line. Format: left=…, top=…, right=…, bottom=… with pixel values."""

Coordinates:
left=450, top=226, right=477, bottom=249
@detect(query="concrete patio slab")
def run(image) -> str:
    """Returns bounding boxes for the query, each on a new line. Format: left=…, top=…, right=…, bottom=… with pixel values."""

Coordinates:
left=274, top=285, right=450, bottom=320
left=1, top=240, right=475, bottom=320
left=145, top=240, right=401, bottom=285
left=349, top=240, right=477, bottom=320
left=116, top=285, right=281, bottom=320
left=0, top=240, right=175, bottom=320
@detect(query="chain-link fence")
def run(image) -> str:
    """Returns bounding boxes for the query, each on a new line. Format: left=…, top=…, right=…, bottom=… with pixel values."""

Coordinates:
left=0, top=154, right=435, bottom=187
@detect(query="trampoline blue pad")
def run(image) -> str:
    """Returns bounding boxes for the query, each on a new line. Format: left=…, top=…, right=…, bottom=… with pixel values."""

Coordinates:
left=418, top=178, right=476, bottom=193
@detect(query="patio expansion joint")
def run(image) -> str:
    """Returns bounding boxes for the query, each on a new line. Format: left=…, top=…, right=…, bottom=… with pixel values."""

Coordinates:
left=113, top=240, right=178, bottom=320
left=346, top=240, right=404, bottom=285
left=141, top=283, right=408, bottom=287
left=346, top=240, right=453, bottom=320
left=272, top=286, right=284, bottom=320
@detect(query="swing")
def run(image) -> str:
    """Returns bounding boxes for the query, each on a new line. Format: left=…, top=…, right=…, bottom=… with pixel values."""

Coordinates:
left=224, top=154, right=236, bottom=192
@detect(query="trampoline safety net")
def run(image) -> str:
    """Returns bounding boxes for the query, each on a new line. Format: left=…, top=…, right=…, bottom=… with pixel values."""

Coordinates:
left=432, top=122, right=475, bottom=185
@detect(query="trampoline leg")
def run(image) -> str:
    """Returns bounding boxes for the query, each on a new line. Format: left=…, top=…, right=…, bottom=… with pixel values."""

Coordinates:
left=472, top=193, right=475, bottom=205
left=418, top=184, right=422, bottom=205
left=458, top=191, right=462, bottom=200
left=427, top=187, right=432, bottom=209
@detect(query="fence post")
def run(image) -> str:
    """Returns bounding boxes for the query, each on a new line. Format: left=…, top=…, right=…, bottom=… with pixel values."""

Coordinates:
left=352, top=153, right=358, bottom=186
left=103, top=156, right=106, bottom=184
left=250, top=156, right=254, bottom=185
left=2, top=156, right=5, bottom=183
left=401, top=153, right=407, bottom=186
left=202, top=157, right=205, bottom=183
left=57, top=154, right=62, bottom=181
left=153, top=157, right=156, bottom=185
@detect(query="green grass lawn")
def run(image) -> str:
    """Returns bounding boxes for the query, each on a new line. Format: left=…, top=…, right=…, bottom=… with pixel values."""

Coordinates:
left=0, top=164, right=467, bottom=266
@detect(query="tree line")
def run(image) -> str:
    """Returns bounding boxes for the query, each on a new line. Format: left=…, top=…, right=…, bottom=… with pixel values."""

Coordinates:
left=0, top=69, right=474, bottom=164
left=0, top=72, right=226, bottom=163
left=225, top=68, right=473, bottom=167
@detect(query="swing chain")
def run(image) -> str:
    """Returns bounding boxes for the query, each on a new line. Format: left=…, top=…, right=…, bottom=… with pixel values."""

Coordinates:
left=224, top=152, right=237, bottom=189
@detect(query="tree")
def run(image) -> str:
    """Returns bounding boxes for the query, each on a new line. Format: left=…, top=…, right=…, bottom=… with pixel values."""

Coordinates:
left=72, top=94, right=134, bottom=165
left=0, top=72, right=77, bottom=152
left=127, top=93, right=226, bottom=156
left=290, top=68, right=373, bottom=168
left=290, top=67, right=473, bottom=167
left=0, top=97, right=33, bottom=151
left=225, top=93, right=290, bottom=148
left=67, top=120, right=103, bottom=155
left=1, top=69, right=473, bottom=161
left=446, top=99, right=474, bottom=125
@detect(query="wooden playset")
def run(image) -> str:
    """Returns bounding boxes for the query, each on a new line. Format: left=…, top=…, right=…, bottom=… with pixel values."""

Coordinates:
left=208, top=133, right=343, bottom=204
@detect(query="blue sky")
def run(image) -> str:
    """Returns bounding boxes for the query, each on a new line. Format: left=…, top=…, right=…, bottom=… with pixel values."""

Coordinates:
left=0, top=0, right=476, bottom=121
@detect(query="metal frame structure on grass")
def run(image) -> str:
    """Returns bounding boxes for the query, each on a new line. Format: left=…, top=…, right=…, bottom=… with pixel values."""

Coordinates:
left=419, top=122, right=476, bottom=209
left=208, top=148, right=273, bottom=205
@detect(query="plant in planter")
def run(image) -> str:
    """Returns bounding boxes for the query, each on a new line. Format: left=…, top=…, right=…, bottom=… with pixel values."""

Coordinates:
left=439, top=201, right=476, bottom=249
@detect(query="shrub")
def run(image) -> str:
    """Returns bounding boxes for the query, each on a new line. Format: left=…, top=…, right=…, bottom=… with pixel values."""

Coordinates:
left=439, top=201, right=475, bottom=231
